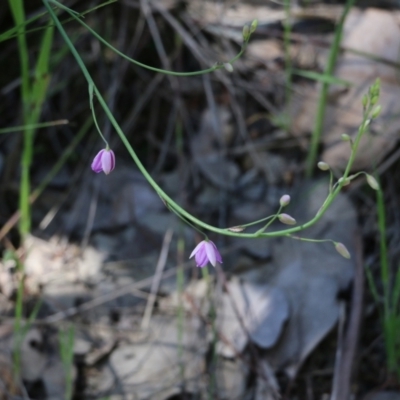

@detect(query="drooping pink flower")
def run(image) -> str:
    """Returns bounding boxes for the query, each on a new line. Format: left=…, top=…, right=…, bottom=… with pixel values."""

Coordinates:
left=190, top=240, right=222, bottom=268
left=91, top=148, right=115, bottom=175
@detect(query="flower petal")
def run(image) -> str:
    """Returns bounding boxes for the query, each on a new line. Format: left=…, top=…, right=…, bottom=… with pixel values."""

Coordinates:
left=195, top=249, right=208, bottom=267
left=102, top=150, right=113, bottom=175
left=91, top=149, right=105, bottom=173
left=210, top=241, right=222, bottom=264
left=205, top=241, right=216, bottom=267
left=189, top=241, right=205, bottom=259
left=109, top=150, right=116, bottom=171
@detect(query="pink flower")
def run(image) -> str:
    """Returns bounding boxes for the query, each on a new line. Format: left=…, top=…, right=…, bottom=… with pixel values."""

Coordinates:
left=91, top=148, right=115, bottom=175
left=190, top=240, right=222, bottom=268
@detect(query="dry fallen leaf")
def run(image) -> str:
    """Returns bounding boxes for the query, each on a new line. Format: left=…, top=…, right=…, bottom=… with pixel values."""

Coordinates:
left=95, top=314, right=206, bottom=399
left=217, top=278, right=289, bottom=357
left=190, top=106, right=239, bottom=190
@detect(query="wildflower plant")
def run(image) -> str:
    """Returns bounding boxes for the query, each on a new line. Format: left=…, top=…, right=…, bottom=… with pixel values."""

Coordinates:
left=41, top=0, right=382, bottom=266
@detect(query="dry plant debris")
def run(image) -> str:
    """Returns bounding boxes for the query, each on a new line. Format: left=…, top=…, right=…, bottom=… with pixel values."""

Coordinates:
left=1, top=0, right=400, bottom=398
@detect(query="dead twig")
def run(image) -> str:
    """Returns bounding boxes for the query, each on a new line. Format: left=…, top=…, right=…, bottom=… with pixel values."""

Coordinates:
left=141, top=229, right=173, bottom=330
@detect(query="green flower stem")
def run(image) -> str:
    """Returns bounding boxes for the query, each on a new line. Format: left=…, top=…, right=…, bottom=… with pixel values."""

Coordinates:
left=283, top=0, right=292, bottom=107
left=329, top=168, right=334, bottom=193
left=256, top=205, right=283, bottom=234
left=237, top=214, right=276, bottom=228
left=288, top=234, right=336, bottom=245
left=49, top=0, right=248, bottom=77
left=305, top=0, right=356, bottom=178
left=9, top=0, right=32, bottom=238
left=1, top=0, right=117, bottom=43
left=44, top=0, right=376, bottom=239
left=89, top=83, right=108, bottom=146
left=376, top=182, right=394, bottom=371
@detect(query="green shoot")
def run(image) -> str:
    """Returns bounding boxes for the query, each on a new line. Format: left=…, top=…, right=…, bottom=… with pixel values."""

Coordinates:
left=305, top=0, right=356, bottom=177
left=60, top=325, right=75, bottom=400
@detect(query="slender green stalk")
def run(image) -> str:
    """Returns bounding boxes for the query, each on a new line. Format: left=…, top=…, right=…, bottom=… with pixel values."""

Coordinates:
left=176, top=236, right=185, bottom=384
left=0, top=0, right=117, bottom=43
left=8, top=2, right=55, bottom=379
left=12, top=261, right=24, bottom=378
left=283, top=0, right=292, bottom=107
left=288, top=235, right=339, bottom=246
left=60, top=325, right=75, bottom=400
left=44, top=0, right=379, bottom=243
left=201, top=266, right=217, bottom=399
left=16, top=19, right=54, bottom=237
left=89, top=83, right=108, bottom=146
left=175, top=116, right=186, bottom=385
left=293, top=69, right=352, bottom=86
left=48, top=0, right=248, bottom=77
left=305, top=0, right=356, bottom=177
left=256, top=205, right=283, bottom=234
left=376, top=182, right=397, bottom=373
left=377, top=185, right=389, bottom=310
left=8, top=0, right=30, bottom=105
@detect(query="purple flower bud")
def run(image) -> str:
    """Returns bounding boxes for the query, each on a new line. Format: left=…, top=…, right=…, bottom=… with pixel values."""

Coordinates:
left=91, top=148, right=115, bottom=175
left=278, top=213, right=296, bottom=225
left=335, top=242, right=351, bottom=259
left=279, top=195, right=291, bottom=207
left=189, top=240, right=222, bottom=268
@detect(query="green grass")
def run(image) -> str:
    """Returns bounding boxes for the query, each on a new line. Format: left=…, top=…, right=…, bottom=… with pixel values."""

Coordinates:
left=60, top=325, right=75, bottom=400
left=7, top=0, right=53, bottom=378
left=305, top=0, right=356, bottom=177
left=366, top=179, right=400, bottom=380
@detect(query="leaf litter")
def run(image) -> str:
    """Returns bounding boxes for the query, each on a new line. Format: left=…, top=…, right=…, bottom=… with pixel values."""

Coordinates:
left=0, top=0, right=399, bottom=398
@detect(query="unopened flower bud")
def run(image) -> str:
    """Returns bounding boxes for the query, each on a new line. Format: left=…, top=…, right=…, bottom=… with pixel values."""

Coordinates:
left=224, top=63, right=234, bottom=72
left=338, top=177, right=351, bottom=186
left=242, top=25, right=250, bottom=41
left=250, top=19, right=258, bottom=33
left=362, top=94, right=368, bottom=108
left=335, top=242, right=351, bottom=259
left=279, top=195, right=291, bottom=207
left=371, top=105, right=382, bottom=119
left=278, top=213, right=296, bottom=225
left=369, top=78, right=380, bottom=101
left=341, top=134, right=351, bottom=141
left=317, top=161, right=329, bottom=171
left=366, top=174, right=379, bottom=190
